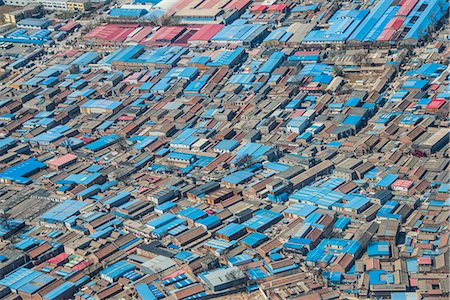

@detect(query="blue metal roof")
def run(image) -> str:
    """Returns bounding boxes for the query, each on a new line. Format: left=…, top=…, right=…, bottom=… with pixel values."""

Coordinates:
left=231, top=143, right=273, bottom=165
left=109, top=8, right=148, bottom=17
left=166, top=67, right=198, bottom=80
left=334, top=217, right=351, bottom=230
left=196, top=215, right=221, bottom=229
left=212, top=24, right=266, bottom=42
left=405, top=0, right=448, bottom=40
left=290, top=186, right=345, bottom=209
left=263, top=27, right=292, bottom=43
left=228, top=253, right=253, bottom=266
left=307, top=239, right=361, bottom=263
left=214, top=139, right=240, bottom=152
left=369, top=270, right=387, bottom=285
left=43, top=282, right=76, bottom=300
left=402, top=78, right=429, bottom=89
left=100, top=260, right=135, bottom=281
left=84, top=134, right=120, bottom=152
left=152, top=218, right=187, bottom=237
left=0, top=158, right=46, bottom=184
left=207, top=48, right=245, bottom=67
left=240, top=232, right=268, bottom=248
left=304, top=10, right=369, bottom=43
left=242, top=209, right=283, bottom=232
left=147, top=213, right=177, bottom=229
left=17, top=18, right=51, bottom=28
left=258, top=52, right=285, bottom=74
left=222, top=170, right=254, bottom=185
left=0, top=268, right=56, bottom=294
left=217, top=223, right=246, bottom=238
left=368, top=241, right=390, bottom=256
left=71, top=52, right=99, bottom=66
left=342, top=115, right=363, bottom=126
left=40, top=200, right=88, bottom=223
left=349, top=0, right=394, bottom=41
left=342, top=194, right=370, bottom=211
left=292, top=3, right=318, bottom=12
left=375, top=174, right=399, bottom=188
left=81, top=99, right=122, bottom=110
left=0, top=137, right=16, bottom=152
left=284, top=203, right=317, bottom=218
left=178, top=207, right=207, bottom=221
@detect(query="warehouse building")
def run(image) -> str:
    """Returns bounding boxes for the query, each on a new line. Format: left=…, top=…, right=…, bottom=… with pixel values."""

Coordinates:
left=16, top=18, right=51, bottom=30
left=199, top=267, right=247, bottom=292
left=3, top=0, right=91, bottom=11
left=414, top=128, right=449, bottom=155
left=211, top=23, right=268, bottom=47
left=174, top=0, right=250, bottom=24
left=0, top=158, right=46, bottom=184
left=80, top=100, right=123, bottom=114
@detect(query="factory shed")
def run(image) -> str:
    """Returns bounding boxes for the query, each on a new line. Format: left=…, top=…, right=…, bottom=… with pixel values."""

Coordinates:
left=0, top=158, right=46, bottom=184
left=240, top=232, right=268, bottom=248
left=367, top=241, right=390, bottom=257
left=99, top=260, right=135, bottom=283
left=17, top=18, right=51, bottom=29
left=141, top=256, right=176, bottom=275
left=40, top=200, right=88, bottom=224
left=211, top=24, right=268, bottom=47
left=242, top=209, right=283, bottom=232
left=0, top=268, right=56, bottom=295
left=200, top=267, right=247, bottom=292
left=216, top=223, right=246, bottom=240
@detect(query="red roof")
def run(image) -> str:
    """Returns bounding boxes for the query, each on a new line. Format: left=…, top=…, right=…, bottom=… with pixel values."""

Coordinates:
left=60, top=21, right=79, bottom=32
left=137, top=187, right=148, bottom=194
left=429, top=84, right=439, bottom=91
left=118, top=115, right=135, bottom=121
left=47, top=153, right=77, bottom=168
left=426, top=99, right=446, bottom=109
left=84, top=24, right=138, bottom=42
left=391, top=179, right=414, bottom=189
left=291, top=109, right=306, bottom=117
left=57, top=49, right=78, bottom=57
left=396, top=0, right=418, bottom=16
left=268, top=4, right=286, bottom=11
left=80, top=137, right=95, bottom=143
left=47, top=252, right=69, bottom=265
left=385, top=17, right=405, bottom=30
left=72, top=260, right=93, bottom=271
left=417, top=257, right=432, bottom=265
left=127, top=26, right=153, bottom=43
left=167, top=0, right=193, bottom=16
left=145, top=26, right=186, bottom=45
left=224, top=0, right=250, bottom=10
left=161, top=269, right=185, bottom=281
left=377, top=28, right=396, bottom=41
left=294, top=51, right=320, bottom=56
left=250, top=5, right=267, bottom=11
left=197, top=0, right=221, bottom=9
left=188, top=24, right=224, bottom=42
left=299, top=86, right=321, bottom=91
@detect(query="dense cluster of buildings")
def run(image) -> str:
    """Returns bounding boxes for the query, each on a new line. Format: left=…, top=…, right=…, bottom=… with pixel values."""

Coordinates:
left=0, top=0, right=448, bottom=299
left=2, top=0, right=91, bottom=12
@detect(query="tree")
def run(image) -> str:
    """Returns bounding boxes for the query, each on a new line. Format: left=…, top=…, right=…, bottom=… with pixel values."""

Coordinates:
left=333, top=66, right=343, bottom=76
left=145, top=13, right=163, bottom=26
left=161, top=16, right=180, bottom=26
left=353, top=52, right=367, bottom=65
